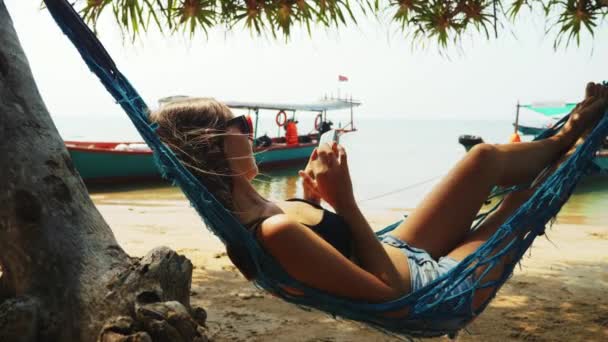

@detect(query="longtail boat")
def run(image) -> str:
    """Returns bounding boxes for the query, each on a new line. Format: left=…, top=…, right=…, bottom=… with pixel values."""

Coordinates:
left=458, top=101, right=608, bottom=175
left=66, top=97, right=361, bottom=183
left=513, top=101, right=607, bottom=174
left=512, top=101, right=577, bottom=136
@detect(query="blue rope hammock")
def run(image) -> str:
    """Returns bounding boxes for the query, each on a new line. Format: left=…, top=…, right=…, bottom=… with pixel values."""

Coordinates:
left=44, top=0, right=607, bottom=338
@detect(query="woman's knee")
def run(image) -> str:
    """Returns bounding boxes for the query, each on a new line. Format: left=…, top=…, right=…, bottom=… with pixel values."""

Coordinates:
left=467, top=143, right=501, bottom=168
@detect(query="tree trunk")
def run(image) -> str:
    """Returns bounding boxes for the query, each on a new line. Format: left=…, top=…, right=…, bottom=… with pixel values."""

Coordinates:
left=0, top=2, right=207, bottom=341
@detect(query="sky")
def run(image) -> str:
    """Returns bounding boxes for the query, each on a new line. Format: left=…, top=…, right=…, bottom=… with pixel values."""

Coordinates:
left=5, top=1, right=608, bottom=122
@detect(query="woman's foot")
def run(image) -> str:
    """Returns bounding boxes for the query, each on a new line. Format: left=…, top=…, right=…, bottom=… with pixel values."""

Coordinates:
left=576, top=83, right=608, bottom=139
left=533, top=86, right=608, bottom=187
left=557, top=83, right=608, bottom=147
left=520, top=83, right=608, bottom=190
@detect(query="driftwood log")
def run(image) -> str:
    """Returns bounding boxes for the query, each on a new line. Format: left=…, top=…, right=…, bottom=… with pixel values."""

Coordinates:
left=0, top=2, right=208, bottom=341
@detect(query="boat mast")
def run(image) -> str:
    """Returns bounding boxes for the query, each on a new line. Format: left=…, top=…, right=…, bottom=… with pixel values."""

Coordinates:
left=254, top=108, right=259, bottom=141
left=350, top=95, right=355, bottom=130
left=514, top=100, right=520, bottom=133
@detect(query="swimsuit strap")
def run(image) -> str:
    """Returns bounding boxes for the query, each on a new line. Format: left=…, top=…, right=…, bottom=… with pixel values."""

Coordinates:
left=285, top=197, right=324, bottom=210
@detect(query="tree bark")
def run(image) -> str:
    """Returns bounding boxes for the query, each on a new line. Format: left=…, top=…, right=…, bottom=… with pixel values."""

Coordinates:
left=0, top=2, right=207, bottom=341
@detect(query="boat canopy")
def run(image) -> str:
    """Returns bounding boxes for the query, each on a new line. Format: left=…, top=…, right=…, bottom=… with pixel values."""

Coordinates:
left=223, top=98, right=361, bottom=112
left=521, top=102, right=577, bottom=117
left=158, top=96, right=361, bottom=112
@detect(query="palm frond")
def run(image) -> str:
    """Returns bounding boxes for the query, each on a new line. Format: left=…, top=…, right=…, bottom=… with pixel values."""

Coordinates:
left=71, top=0, right=607, bottom=49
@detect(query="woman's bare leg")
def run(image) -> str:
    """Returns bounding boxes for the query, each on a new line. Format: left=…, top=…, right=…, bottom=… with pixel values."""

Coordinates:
left=389, top=83, right=607, bottom=259
left=446, top=125, right=592, bottom=310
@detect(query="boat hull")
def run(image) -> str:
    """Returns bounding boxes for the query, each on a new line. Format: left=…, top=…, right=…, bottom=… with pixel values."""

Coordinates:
left=516, top=124, right=547, bottom=136
left=254, top=144, right=315, bottom=169
left=68, top=147, right=159, bottom=183
left=66, top=141, right=316, bottom=183
left=594, top=151, right=608, bottom=174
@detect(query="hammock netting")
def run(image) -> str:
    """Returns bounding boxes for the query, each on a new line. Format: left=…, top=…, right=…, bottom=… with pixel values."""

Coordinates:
left=44, top=0, right=607, bottom=338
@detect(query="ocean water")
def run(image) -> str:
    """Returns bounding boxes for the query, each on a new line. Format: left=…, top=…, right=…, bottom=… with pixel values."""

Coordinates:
left=255, top=118, right=608, bottom=226
left=250, top=118, right=512, bottom=207
left=54, top=116, right=608, bottom=226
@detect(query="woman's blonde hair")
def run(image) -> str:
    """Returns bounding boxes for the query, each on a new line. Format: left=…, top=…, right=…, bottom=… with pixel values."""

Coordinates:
left=149, top=98, right=236, bottom=210
left=151, top=98, right=260, bottom=279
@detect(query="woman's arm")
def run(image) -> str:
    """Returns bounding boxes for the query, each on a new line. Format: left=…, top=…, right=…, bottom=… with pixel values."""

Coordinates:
left=333, top=199, right=409, bottom=294
left=257, top=214, right=402, bottom=302
left=310, top=143, right=409, bottom=294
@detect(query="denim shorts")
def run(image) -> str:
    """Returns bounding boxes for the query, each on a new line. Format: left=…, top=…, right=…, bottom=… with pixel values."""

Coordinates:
left=379, top=234, right=475, bottom=325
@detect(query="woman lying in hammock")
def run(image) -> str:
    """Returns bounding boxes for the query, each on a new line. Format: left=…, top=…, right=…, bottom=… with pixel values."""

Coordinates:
left=151, top=82, right=608, bottom=311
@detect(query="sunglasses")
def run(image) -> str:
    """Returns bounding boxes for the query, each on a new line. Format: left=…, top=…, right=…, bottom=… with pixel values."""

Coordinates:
left=226, top=115, right=253, bottom=138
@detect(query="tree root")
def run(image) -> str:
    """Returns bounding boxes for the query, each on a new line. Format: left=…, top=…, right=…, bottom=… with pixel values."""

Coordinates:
left=0, top=296, right=41, bottom=342
left=0, top=247, right=210, bottom=342
left=0, top=265, right=6, bottom=302
left=105, top=247, right=194, bottom=314
left=98, top=247, right=209, bottom=342
left=99, top=301, right=209, bottom=342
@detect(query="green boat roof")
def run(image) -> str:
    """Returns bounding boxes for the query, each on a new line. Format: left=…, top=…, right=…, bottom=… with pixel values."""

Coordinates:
left=521, top=102, right=577, bottom=117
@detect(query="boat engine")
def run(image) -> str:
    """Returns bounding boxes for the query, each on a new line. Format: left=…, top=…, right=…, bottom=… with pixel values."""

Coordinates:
left=458, top=134, right=484, bottom=152
left=255, top=134, right=273, bottom=148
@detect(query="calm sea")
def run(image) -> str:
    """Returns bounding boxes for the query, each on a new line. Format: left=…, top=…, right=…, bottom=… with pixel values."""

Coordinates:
left=53, top=116, right=608, bottom=226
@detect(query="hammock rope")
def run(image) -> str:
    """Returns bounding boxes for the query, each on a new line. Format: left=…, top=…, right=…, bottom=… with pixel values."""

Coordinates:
left=43, top=0, right=607, bottom=338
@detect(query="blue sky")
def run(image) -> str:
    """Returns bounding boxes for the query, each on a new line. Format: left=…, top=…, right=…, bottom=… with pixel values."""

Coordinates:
left=6, top=1, right=608, bottom=121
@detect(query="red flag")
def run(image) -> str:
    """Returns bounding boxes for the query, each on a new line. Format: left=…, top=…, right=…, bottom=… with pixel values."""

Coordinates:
left=338, top=75, right=349, bottom=82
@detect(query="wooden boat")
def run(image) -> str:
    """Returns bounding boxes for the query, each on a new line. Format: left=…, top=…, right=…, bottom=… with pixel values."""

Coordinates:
left=513, top=101, right=607, bottom=174
left=458, top=101, right=608, bottom=175
left=594, top=150, right=608, bottom=174
left=512, top=101, right=575, bottom=137
left=513, top=123, right=553, bottom=136
left=66, top=98, right=361, bottom=183
left=458, top=135, right=608, bottom=175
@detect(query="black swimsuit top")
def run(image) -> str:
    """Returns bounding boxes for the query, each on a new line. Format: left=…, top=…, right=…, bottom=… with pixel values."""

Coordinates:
left=245, top=198, right=353, bottom=258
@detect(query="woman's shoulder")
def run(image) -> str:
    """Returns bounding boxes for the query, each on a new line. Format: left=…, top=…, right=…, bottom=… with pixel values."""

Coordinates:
left=253, top=214, right=311, bottom=242
left=258, top=214, right=299, bottom=231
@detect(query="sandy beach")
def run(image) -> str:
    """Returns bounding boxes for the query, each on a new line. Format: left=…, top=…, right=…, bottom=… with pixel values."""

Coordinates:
left=92, top=188, right=608, bottom=342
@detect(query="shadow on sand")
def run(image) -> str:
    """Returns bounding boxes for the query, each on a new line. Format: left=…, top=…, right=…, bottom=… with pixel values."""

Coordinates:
left=188, top=258, right=607, bottom=341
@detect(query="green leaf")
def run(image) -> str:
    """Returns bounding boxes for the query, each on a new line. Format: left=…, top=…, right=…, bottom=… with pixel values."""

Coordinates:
left=67, top=0, right=605, bottom=50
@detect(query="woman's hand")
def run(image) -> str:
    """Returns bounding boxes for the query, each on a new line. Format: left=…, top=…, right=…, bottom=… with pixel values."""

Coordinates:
left=299, top=152, right=322, bottom=204
left=308, top=142, right=355, bottom=212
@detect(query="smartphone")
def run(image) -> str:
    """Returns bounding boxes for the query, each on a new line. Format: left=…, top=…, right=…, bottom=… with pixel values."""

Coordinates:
left=319, top=129, right=340, bottom=145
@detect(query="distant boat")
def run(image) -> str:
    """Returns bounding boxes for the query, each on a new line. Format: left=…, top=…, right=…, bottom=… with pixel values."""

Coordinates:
left=458, top=100, right=608, bottom=175
left=457, top=134, right=608, bottom=175
left=512, top=102, right=576, bottom=137
left=595, top=150, right=608, bottom=172
left=66, top=97, right=361, bottom=183
left=514, top=123, right=554, bottom=136
left=514, top=101, right=608, bottom=174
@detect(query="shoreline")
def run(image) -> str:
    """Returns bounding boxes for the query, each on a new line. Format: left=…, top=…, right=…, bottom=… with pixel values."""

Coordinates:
left=95, top=193, right=608, bottom=341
